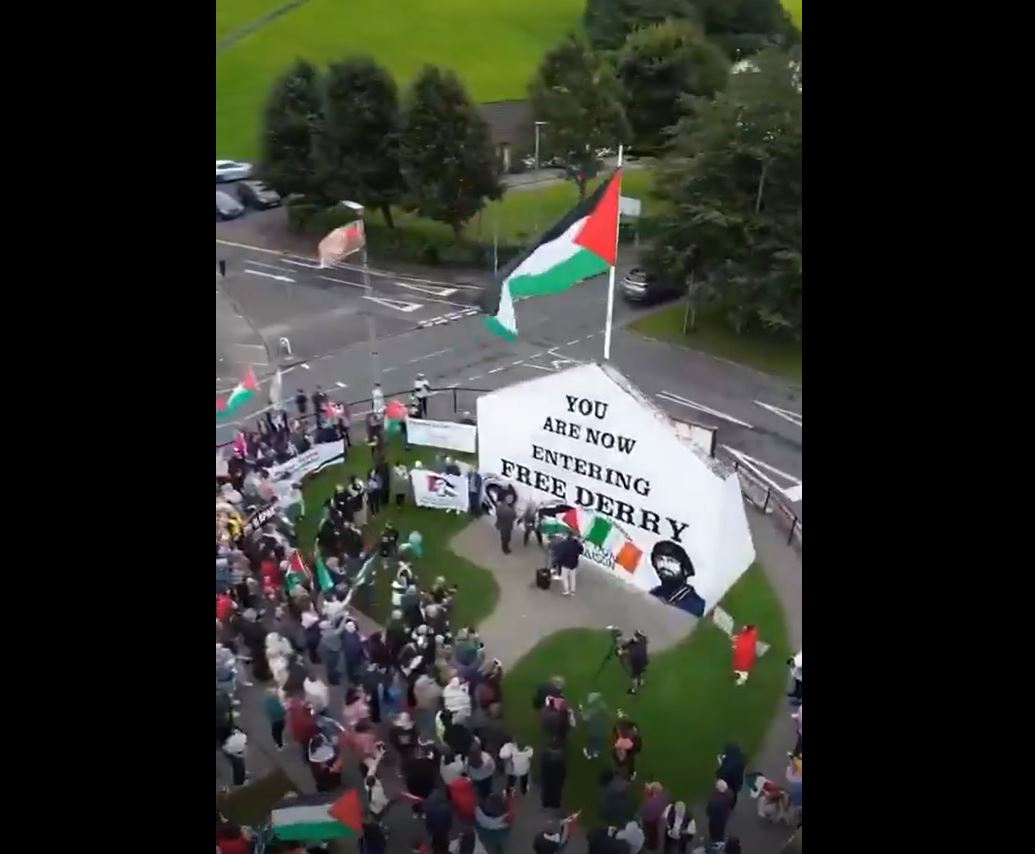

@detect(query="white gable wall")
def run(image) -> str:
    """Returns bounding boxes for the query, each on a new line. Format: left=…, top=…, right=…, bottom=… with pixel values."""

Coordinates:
left=477, top=363, right=756, bottom=614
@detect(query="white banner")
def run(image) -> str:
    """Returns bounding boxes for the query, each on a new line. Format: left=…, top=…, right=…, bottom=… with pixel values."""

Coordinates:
left=410, top=469, right=470, bottom=512
left=267, top=441, right=344, bottom=502
left=406, top=418, right=477, bottom=454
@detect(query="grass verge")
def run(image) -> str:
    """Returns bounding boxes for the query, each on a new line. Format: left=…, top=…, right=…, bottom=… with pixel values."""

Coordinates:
left=627, top=303, right=802, bottom=385
left=501, top=564, right=789, bottom=821
left=216, top=0, right=584, bottom=158
left=294, top=436, right=498, bottom=628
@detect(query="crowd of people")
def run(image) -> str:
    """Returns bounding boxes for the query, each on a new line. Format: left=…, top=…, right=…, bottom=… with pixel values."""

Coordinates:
left=216, top=390, right=803, bottom=854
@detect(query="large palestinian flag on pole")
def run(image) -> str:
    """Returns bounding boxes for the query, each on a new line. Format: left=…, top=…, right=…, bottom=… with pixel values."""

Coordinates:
left=270, top=788, right=362, bottom=841
left=480, top=169, right=622, bottom=340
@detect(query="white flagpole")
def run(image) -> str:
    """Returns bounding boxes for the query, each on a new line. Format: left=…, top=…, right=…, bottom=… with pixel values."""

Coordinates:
left=603, top=144, right=624, bottom=361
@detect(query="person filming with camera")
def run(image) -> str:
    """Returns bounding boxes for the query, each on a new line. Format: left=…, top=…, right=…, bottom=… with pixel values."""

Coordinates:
left=618, top=630, right=649, bottom=695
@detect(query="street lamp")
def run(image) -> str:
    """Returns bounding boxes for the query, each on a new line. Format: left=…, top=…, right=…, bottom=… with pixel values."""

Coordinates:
left=533, top=121, right=549, bottom=234
left=341, top=200, right=380, bottom=387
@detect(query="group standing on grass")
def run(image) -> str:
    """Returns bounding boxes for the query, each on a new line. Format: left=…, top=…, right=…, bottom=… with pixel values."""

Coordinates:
left=217, top=398, right=802, bottom=853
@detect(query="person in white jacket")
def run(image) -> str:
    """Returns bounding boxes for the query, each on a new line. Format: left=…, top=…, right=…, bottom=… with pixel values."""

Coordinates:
left=443, top=675, right=472, bottom=723
left=499, top=741, right=534, bottom=794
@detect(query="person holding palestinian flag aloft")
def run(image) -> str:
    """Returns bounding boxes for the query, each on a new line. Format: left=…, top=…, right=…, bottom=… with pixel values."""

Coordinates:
left=731, top=624, right=759, bottom=686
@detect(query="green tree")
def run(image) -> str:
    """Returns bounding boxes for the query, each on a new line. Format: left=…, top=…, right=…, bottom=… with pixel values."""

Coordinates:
left=398, top=66, right=503, bottom=238
left=694, top=0, right=798, bottom=59
left=529, top=36, right=631, bottom=200
left=314, top=57, right=404, bottom=229
left=616, top=20, right=729, bottom=150
left=584, top=0, right=697, bottom=51
left=258, top=59, right=323, bottom=199
left=646, top=48, right=802, bottom=338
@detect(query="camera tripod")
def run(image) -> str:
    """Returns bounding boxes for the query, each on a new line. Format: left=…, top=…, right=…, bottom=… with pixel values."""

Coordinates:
left=591, top=634, right=627, bottom=682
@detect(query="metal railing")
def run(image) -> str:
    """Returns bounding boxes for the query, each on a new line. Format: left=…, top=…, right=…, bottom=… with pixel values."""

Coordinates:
left=725, top=456, right=802, bottom=550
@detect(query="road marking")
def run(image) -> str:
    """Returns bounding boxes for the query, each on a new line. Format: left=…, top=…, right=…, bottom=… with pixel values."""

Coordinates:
left=524, top=364, right=555, bottom=372
left=424, top=348, right=452, bottom=359
left=468, top=374, right=483, bottom=381
left=528, top=352, right=543, bottom=359
left=656, top=392, right=754, bottom=429
left=301, top=363, right=310, bottom=370
left=394, top=281, right=458, bottom=297
left=754, top=401, right=802, bottom=428
left=236, top=343, right=267, bottom=350
left=383, top=366, right=396, bottom=373
left=405, top=356, right=423, bottom=364
left=282, top=258, right=322, bottom=269
left=722, top=445, right=801, bottom=502
left=565, top=339, right=579, bottom=346
left=362, top=295, right=422, bottom=313
left=487, top=366, right=507, bottom=374
left=334, top=381, right=347, bottom=388
left=511, top=360, right=524, bottom=366
left=248, top=260, right=294, bottom=272
left=319, top=275, right=365, bottom=290
left=244, top=269, right=295, bottom=283
left=446, top=382, right=460, bottom=389
left=216, top=239, right=283, bottom=255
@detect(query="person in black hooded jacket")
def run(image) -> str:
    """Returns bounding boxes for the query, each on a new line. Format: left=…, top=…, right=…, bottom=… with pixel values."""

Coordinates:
left=716, top=743, right=746, bottom=809
left=423, top=788, right=453, bottom=854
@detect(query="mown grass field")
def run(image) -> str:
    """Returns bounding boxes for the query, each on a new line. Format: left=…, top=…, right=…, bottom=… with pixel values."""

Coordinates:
left=216, top=0, right=585, bottom=159
left=782, top=0, right=803, bottom=30
left=216, top=0, right=287, bottom=43
left=502, top=564, right=789, bottom=820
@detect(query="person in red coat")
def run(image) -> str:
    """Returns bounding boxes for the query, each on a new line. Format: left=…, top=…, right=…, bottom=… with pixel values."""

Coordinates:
left=731, top=625, right=759, bottom=685
left=448, top=773, right=477, bottom=823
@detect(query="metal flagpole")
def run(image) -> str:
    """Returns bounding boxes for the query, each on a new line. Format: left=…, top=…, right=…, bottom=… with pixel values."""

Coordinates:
left=603, top=144, right=624, bottom=361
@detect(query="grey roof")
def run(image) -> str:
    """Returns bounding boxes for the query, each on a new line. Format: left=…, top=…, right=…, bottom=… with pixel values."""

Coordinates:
left=477, top=100, right=533, bottom=147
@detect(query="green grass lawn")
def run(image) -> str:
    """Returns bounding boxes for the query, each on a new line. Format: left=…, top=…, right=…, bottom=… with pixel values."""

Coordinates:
left=782, top=0, right=803, bottom=30
left=294, top=436, right=499, bottom=628
left=318, top=168, right=656, bottom=250
left=628, top=303, right=802, bottom=385
left=216, top=0, right=585, bottom=159
left=502, top=564, right=789, bottom=820
left=216, top=0, right=289, bottom=43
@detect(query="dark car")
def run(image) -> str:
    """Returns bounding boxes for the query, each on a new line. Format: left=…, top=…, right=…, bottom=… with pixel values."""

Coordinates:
left=237, top=180, right=281, bottom=210
left=216, top=190, right=244, bottom=221
left=619, top=267, right=682, bottom=304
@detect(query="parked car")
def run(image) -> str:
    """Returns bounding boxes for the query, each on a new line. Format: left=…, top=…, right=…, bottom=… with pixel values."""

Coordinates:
left=619, top=267, right=682, bottom=304
left=237, top=180, right=281, bottom=209
left=216, top=159, right=253, bottom=182
left=216, top=190, right=244, bottom=221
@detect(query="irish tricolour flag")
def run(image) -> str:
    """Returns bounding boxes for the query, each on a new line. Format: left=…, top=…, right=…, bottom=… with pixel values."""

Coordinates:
left=584, top=514, right=643, bottom=574
left=270, top=788, right=362, bottom=841
left=481, top=169, right=622, bottom=339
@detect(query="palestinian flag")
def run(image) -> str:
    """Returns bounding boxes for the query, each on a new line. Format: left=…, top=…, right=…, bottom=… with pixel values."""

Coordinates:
left=538, top=504, right=581, bottom=537
left=480, top=169, right=622, bottom=339
left=284, top=550, right=311, bottom=594
left=314, top=549, right=335, bottom=592
left=270, top=788, right=362, bottom=841
left=583, top=514, right=643, bottom=573
left=217, top=366, right=259, bottom=419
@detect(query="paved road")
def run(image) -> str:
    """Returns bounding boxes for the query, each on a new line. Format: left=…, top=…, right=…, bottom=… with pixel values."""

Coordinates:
left=215, top=220, right=802, bottom=517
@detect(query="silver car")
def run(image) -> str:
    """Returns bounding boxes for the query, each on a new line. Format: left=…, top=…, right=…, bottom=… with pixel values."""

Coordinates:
left=619, top=267, right=649, bottom=302
left=216, top=159, right=253, bottom=182
left=216, top=190, right=244, bottom=221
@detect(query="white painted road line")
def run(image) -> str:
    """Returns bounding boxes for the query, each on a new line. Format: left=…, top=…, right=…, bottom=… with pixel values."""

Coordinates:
left=722, top=445, right=801, bottom=502
left=524, top=364, right=555, bottom=372
left=394, top=281, right=458, bottom=298
left=334, top=381, right=347, bottom=388
left=217, top=239, right=283, bottom=255
left=319, top=275, right=365, bottom=290
left=282, top=258, right=322, bottom=270
left=656, top=391, right=754, bottom=429
left=468, top=375, right=483, bottom=381
left=487, top=366, right=507, bottom=374
left=424, top=348, right=453, bottom=359
left=244, top=269, right=295, bottom=283
left=754, top=400, right=802, bottom=428
left=362, top=295, right=423, bottom=313
left=247, top=260, right=294, bottom=273
left=383, top=366, right=396, bottom=373
left=566, top=339, right=579, bottom=346
left=301, top=363, right=311, bottom=370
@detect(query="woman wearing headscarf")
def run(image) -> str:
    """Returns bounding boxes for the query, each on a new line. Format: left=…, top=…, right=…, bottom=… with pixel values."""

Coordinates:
left=640, top=782, right=670, bottom=851
left=716, top=743, right=746, bottom=808
left=660, top=802, right=696, bottom=854
left=540, top=745, right=568, bottom=810
left=349, top=476, right=367, bottom=528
